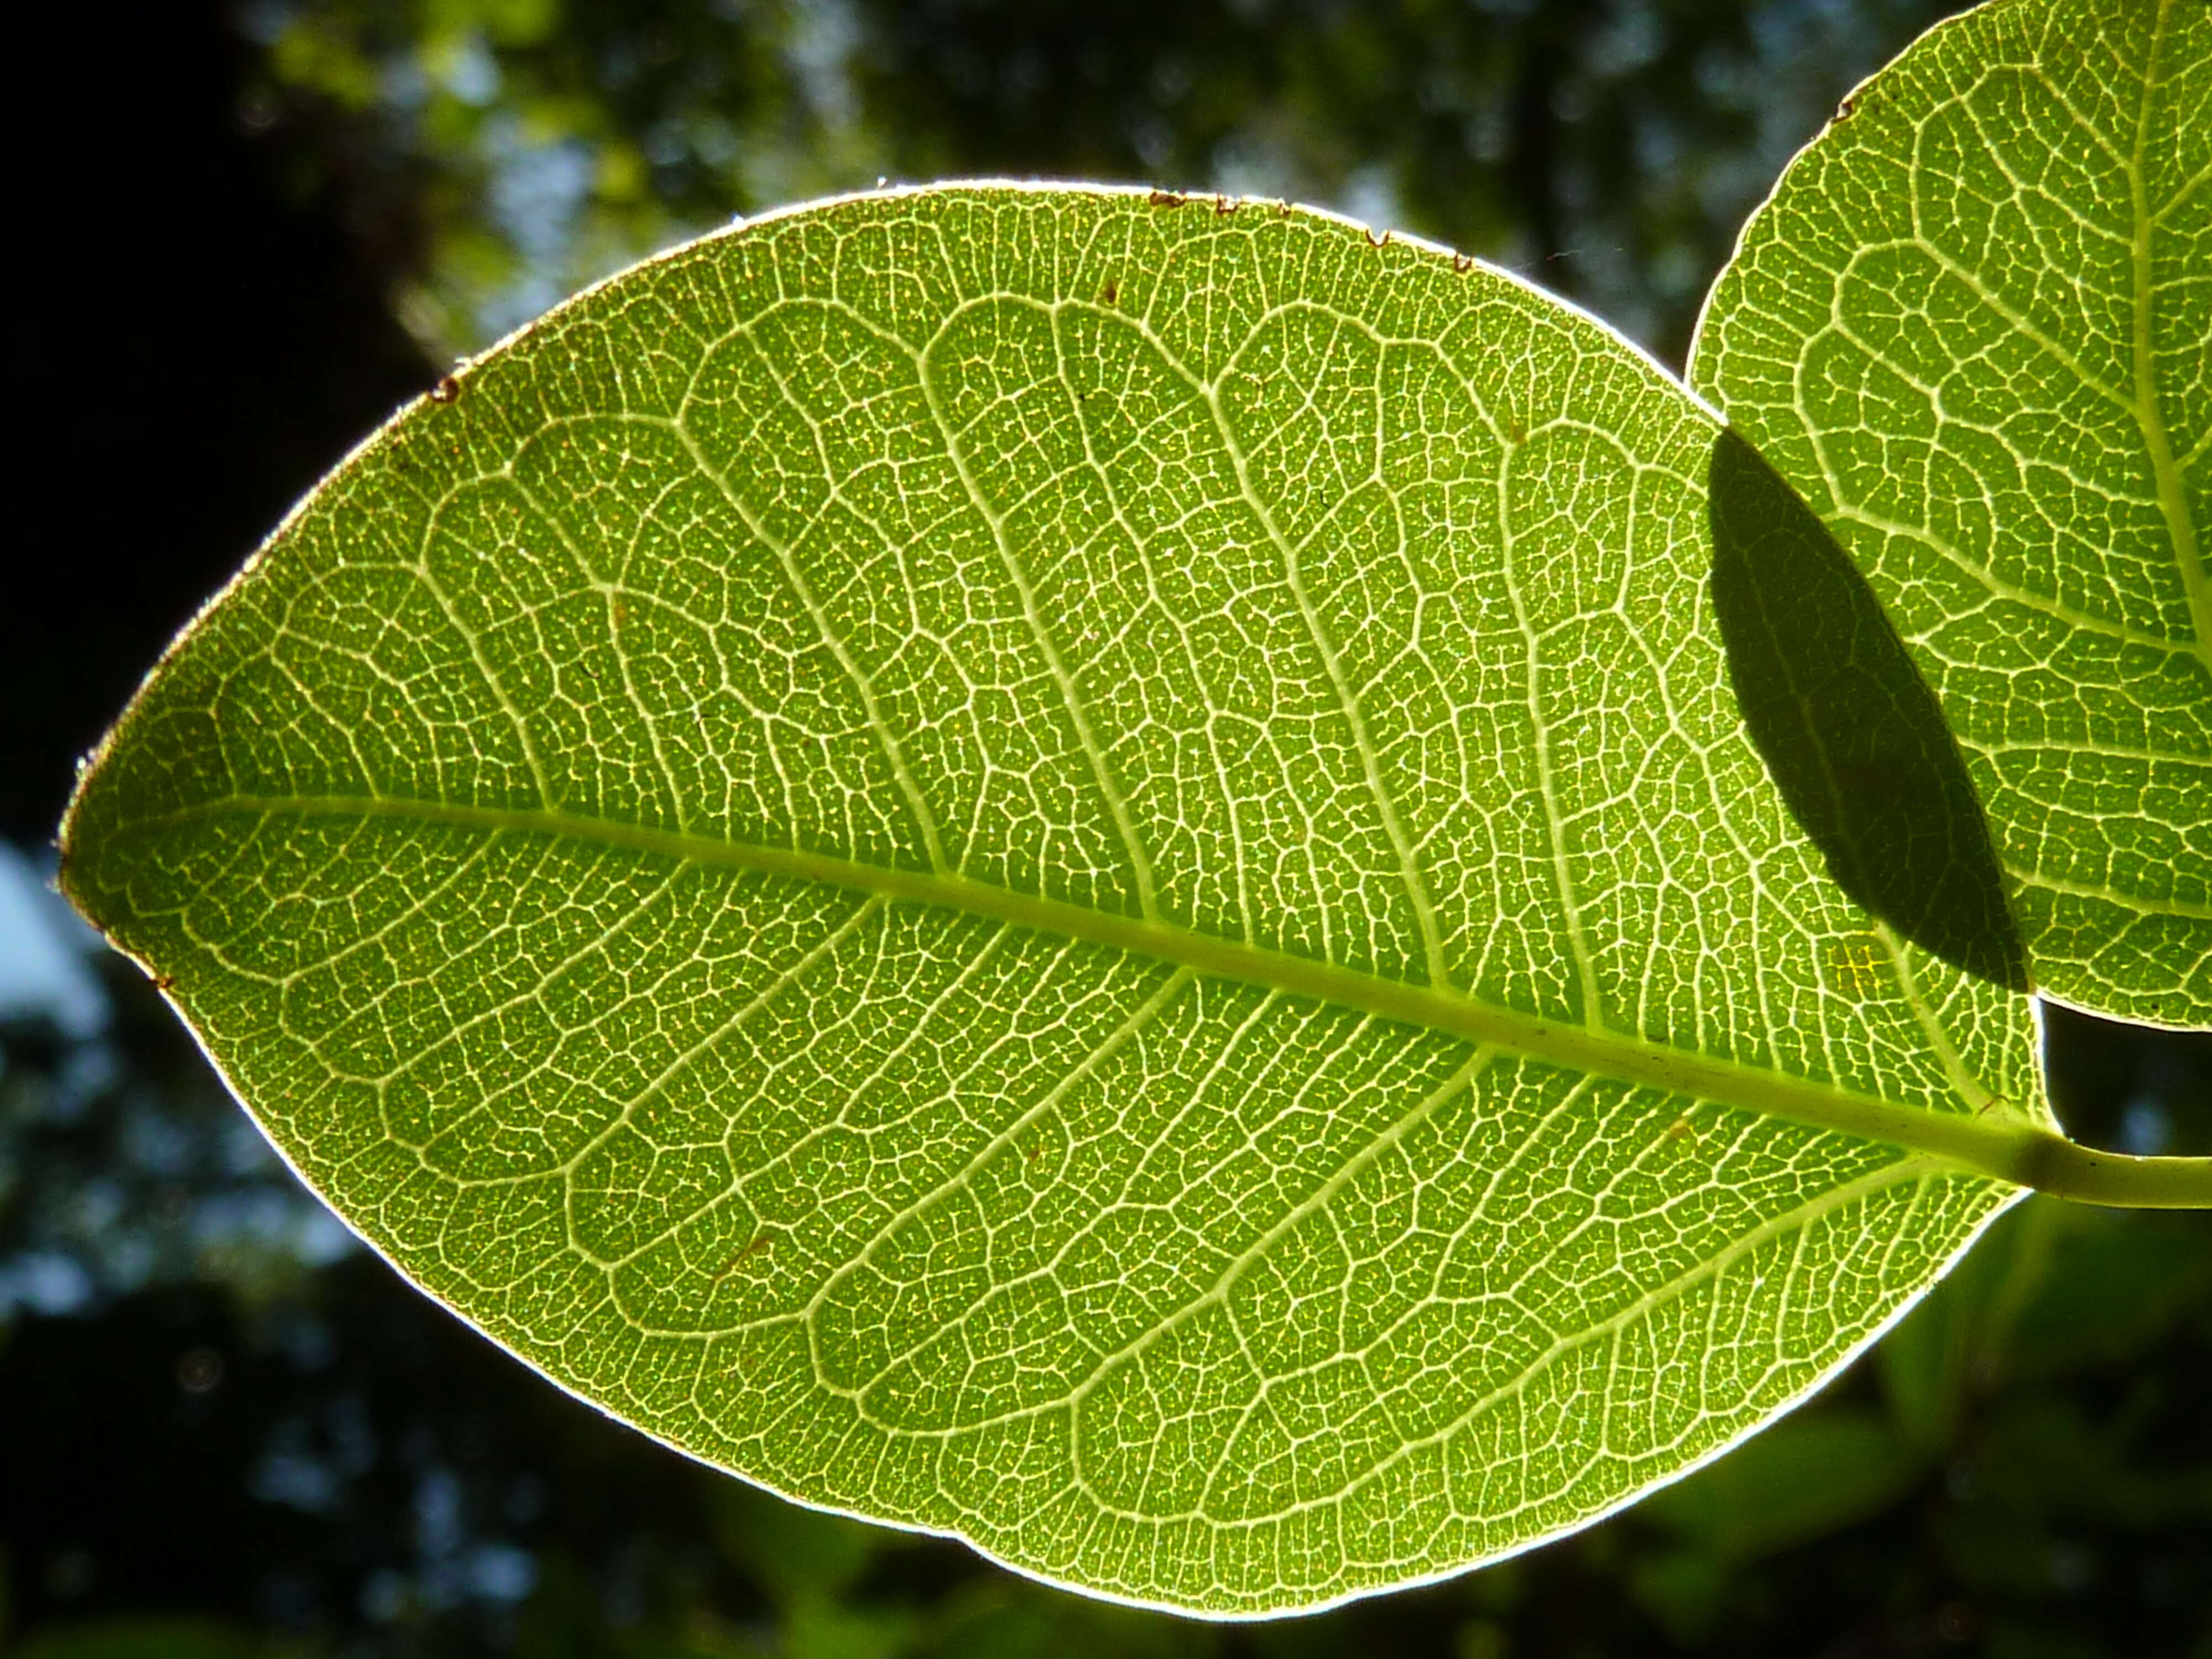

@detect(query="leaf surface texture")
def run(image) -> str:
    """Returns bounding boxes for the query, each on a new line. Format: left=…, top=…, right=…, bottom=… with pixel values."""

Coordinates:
left=1692, top=0, right=2212, bottom=1026
left=64, top=188, right=2026, bottom=1613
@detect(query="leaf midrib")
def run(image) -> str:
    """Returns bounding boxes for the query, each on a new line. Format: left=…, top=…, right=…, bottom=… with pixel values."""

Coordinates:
left=2129, top=0, right=2211, bottom=664
left=123, top=790, right=2042, bottom=1181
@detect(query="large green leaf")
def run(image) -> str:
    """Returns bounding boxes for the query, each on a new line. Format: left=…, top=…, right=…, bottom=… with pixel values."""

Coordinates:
left=62, top=186, right=2037, bottom=1614
left=1690, top=0, right=2212, bottom=1028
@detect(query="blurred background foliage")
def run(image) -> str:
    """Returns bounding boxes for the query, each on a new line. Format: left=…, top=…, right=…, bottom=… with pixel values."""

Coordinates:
left=229, top=0, right=1968, bottom=363
left=3, top=1, right=2207, bottom=1655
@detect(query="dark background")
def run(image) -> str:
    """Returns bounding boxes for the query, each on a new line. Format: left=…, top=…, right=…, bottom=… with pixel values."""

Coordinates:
left=3, top=2, right=2206, bottom=1655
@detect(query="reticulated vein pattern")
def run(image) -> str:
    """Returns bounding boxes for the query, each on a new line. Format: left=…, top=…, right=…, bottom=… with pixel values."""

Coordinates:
left=65, top=187, right=2027, bottom=1614
left=1693, top=0, right=2212, bottom=1027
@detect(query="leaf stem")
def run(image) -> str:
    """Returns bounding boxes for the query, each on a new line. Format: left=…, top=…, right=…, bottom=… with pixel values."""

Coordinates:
left=2003, top=1135, right=2212, bottom=1211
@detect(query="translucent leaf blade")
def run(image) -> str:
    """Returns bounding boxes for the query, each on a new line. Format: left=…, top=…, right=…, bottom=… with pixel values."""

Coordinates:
left=61, top=186, right=2026, bottom=1614
left=1690, top=0, right=2212, bottom=1027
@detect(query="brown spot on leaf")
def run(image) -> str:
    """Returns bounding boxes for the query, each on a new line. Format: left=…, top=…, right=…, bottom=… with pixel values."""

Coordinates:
left=1823, top=935, right=1890, bottom=997
left=1102, top=278, right=1118, bottom=305
left=1365, top=226, right=1389, bottom=248
left=429, top=375, right=461, bottom=405
left=714, top=1232, right=775, bottom=1280
left=1147, top=189, right=1186, bottom=208
left=1453, top=253, right=1475, bottom=273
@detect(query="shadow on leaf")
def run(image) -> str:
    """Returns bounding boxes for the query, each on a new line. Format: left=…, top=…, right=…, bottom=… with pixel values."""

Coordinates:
left=1707, top=428, right=2027, bottom=992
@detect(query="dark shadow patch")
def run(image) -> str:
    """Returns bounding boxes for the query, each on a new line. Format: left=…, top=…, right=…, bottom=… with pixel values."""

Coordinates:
left=1708, top=428, right=2028, bottom=992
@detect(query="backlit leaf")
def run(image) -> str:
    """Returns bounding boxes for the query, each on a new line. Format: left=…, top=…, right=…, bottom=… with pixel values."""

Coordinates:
left=61, top=186, right=2031, bottom=1614
left=1691, top=0, right=2212, bottom=1027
